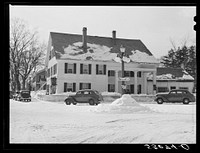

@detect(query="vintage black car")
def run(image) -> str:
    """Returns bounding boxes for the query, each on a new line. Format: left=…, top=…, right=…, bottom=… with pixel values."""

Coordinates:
left=155, top=89, right=195, bottom=104
left=13, top=90, right=31, bottom=102
left=64, top=89, right=103, bottom=105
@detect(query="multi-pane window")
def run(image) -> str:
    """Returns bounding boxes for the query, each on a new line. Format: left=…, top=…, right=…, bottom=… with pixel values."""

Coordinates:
left=83, top=64, right=88, bottom=74
left=80, top=64, right=91, bottom=74
left=65, top=63, right=76, bottom=74
left=179, top=87, right=189, bottom=90
left=170, top=86, right=176, bottom=90
left=64, top=82, right=76, bottom=92
left=121, top=71, right=134, bottom=77
left=68, top=64, right=73, bottom=73
left=130, top=71, right=134, bottom=77
left=137, top=71, right=141, bottom=77
left=108, top=70, right=115, bottom=77
left=96, top=64, right=106, bottom=75
left=108, top=84, right=115, bottom=92
left=98, top=65, right=104, bottom=74
left=124, top=71, right=130, bottom=77
left=157, top=87, right=169, bottom=93
left=80, top=83, right=91, bottom=90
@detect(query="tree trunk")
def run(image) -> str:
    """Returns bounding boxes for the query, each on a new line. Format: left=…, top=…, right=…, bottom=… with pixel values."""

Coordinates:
left=14, top=73, right=21, bottom=91
left=22, top=78, right=26, bottom=90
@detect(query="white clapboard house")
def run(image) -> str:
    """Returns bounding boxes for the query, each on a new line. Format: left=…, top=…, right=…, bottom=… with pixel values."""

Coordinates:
left=45, top=27, right=160, bottom=94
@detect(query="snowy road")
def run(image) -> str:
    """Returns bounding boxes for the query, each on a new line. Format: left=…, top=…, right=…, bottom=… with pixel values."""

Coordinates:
left=10, top=98, right=196, bottom=144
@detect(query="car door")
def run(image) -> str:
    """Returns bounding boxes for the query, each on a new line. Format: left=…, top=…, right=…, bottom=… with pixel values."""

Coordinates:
left=176, top=91, right=184, bottom=102
left=82, top=91, right=90, bottom=102
left=74, top=91, right=84, bottom=102
left=167, top=91, right=178, bottom=102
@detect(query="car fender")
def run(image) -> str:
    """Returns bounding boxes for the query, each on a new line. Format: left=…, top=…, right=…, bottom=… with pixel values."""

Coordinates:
left=157, top=95, right=168, bottom=102
left=66, top=96, right=75, bottom=102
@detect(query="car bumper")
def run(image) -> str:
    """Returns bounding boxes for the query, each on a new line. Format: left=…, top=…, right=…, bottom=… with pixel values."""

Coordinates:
left=21, top=98, right=31, bottom=100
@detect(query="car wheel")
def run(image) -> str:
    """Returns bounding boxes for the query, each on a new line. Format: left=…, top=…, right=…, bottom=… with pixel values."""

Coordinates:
left=157, top=98, right=163, bottom=104
left=65, top=99, right=71, bottom=105
left=89, top=99, right=95, bottom=105
left=183, top=98, right=189, bottom=104
left=73, top=102, right=77, bottom=105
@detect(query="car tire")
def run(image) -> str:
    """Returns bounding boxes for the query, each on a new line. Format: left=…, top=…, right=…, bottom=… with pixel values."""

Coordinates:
left=73, top=102, right=77, bottom=105
left=157, top=98, right=163, bottom=104
left=89, top=99, right=95, bottom=105
left=65, top=99, right=71, bottom=105
left=183, top=98, right=189, bottom=104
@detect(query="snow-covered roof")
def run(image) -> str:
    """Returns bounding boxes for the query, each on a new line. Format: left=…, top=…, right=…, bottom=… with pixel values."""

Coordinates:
left=147, top=68, right=194, bottom=81
left=50, top=32, right=159, bottom=64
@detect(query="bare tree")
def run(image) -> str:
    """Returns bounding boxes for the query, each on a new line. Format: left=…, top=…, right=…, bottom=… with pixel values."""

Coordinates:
left=19, top=42, right=46, bottom=90
left=10, top=17, right=46, bottom=91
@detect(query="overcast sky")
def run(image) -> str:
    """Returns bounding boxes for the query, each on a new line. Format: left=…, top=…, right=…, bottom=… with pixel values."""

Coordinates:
left=10, top=5, right=196, bottom=58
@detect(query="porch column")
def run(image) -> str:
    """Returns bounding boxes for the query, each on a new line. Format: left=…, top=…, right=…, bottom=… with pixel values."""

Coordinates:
left=134, top=70, right=138, bottom=94
left=143, top=72, right=147, bottom=94
left=115, top=70, right=119, bottom=93
left=153, top=71, right=157, bottom=95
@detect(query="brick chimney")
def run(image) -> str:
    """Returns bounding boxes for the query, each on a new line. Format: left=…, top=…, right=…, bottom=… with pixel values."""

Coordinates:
left=82, top=27, right=87, bottom=53
left=112, top=30, right=116, bottom=45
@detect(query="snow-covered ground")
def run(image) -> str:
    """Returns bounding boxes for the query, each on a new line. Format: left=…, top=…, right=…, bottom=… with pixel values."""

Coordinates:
left=10, top=95, right=196, bottom=144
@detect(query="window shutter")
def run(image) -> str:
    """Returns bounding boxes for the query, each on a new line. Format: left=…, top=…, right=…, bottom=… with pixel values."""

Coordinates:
left=73, top=83, right=76, bottom=92
left=96, top=64, right=99, bottom=74
left=89, top=64, right=91, bottom=74
left=74, top=63, right=76, bottom=74
left=104, top=65, right=106, bottom=75
left=64, top=83, right=67, bottom=92
left=130, top=84, right=134, bottom=94
left=80, top=83, right=82, bottom=90
left=65, top=63, right=68, bottom=73
left=108, top=84, right=110, bottom=92
left=80, top=64, right=83, bottom=74
left=89, top=83, right=91, bottom=89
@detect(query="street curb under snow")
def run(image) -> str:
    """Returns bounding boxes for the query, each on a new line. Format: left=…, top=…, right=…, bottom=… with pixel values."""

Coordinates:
left=33, top=92, right=156, bottom=103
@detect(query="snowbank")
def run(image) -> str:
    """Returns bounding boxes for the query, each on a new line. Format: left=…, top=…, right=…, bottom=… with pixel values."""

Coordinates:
left=94, top=94, right=153, bottom=113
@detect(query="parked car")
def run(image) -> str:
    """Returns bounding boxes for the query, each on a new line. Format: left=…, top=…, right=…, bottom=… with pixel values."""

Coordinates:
left=13, top=91, right=20, bottom=100
left=155, top=89, right=195, bottom=104
left=13, top=90, right=31, bottom=102
left=64, top=89, right=103, bottom=105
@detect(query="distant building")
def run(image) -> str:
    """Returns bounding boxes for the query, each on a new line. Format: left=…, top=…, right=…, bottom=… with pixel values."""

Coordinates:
left=147, top=67, right=194, bottom=93
left=31, top=69, right=46, bottom=91
left=45, top=27, right=160, bottom=94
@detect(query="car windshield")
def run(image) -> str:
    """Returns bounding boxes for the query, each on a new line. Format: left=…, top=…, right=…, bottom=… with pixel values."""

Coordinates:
left=94, top=90, right=100, bottom=94
left=21, top=91, right=30, bottom=94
